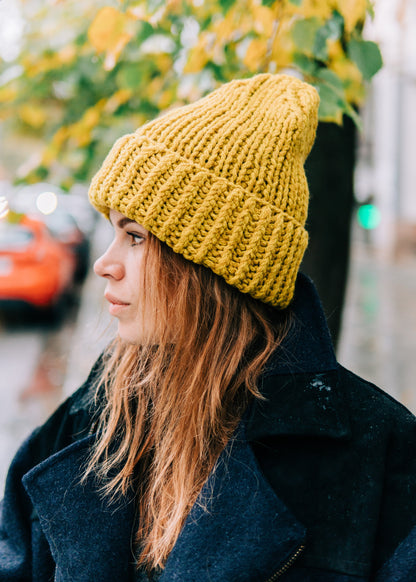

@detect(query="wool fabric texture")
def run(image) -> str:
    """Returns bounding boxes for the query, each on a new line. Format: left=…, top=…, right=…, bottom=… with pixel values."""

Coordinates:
left=88, top=73, right=319, bottom=308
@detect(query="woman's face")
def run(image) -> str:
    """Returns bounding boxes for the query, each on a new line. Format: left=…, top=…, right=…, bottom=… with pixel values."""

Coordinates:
left=94, top=209, right=150, bottom=343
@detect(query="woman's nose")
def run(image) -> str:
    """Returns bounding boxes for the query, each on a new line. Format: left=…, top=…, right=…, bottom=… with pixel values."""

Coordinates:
left=94, top=246, right=124, bottom=280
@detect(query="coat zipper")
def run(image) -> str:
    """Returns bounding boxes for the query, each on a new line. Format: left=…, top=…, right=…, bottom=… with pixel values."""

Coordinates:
left=264, top=544, right=305, bottom=581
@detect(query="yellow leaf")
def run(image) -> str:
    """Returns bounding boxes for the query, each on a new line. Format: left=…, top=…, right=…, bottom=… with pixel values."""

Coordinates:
left=22, top=46, right=76, bottom=77
left=0, top=86, right=18, bottom=103
left=184, top=44, right=210, bottom=74
left=104, top=89, right=133, bottom=114
left=166, top=0, right=182, bottom=12
left=67, top=101, right=106, bottom=147
left=157, top=87, right=176, bottom=109
left=19, top=104, right=47, bottom=128
left=57, top=45, right=77, bottom=65
left=83, top=108, right=101, bottom=128
left=88, top=6, right=132, bottom=67
left=295, top=0, right=333, bottom=19
left=214, top=13, right=236, bottom=40
left=153, top=53, right=173, bottom=74
left=336, top=0, right=367, bottom=32
left=52, top=126, right=69, bottom=147
left=252, top=3, right=275, bottom=37
left=41, top=126, right=69, bottom=164
left=332, top=61, right=364, bottom=104
left=243, top=39, right=268, bottom=72
left=327, top=39, right=344, bottom=60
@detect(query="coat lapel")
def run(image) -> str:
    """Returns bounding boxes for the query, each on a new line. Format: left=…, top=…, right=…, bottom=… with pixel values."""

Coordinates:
left=22, top=435, right=135, bottom=582
left=162, top=423, right=306, bottom=582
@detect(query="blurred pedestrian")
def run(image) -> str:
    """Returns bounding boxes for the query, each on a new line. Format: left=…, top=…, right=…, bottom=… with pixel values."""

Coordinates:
left=1, top=74, right=415, bottom=582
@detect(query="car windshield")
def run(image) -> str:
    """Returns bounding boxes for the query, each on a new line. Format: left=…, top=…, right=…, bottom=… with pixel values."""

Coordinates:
left=0, top=224, right=34, bottom=251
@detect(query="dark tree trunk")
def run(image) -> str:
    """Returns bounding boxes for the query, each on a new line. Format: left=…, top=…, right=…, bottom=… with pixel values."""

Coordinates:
left=302, top=116, right=357, bottom=349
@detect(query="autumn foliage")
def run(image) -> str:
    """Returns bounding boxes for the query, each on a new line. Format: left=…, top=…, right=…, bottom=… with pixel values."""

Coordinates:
left=0, top=0, right=382, bottom=187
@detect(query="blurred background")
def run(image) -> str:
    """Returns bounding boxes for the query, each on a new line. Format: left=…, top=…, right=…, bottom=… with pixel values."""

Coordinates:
left=0, top=0, right=415, bottom=492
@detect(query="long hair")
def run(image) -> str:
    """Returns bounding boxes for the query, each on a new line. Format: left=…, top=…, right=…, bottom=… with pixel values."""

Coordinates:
left=84, top=231, right=291, bottom=570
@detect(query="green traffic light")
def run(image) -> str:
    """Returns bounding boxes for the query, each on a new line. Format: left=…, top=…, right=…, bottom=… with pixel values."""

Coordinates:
left=357, top=204, right=381, bottom=230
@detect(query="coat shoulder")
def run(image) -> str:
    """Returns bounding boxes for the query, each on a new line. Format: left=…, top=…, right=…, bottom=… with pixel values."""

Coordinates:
left=338, top=365, right=416, bottom=434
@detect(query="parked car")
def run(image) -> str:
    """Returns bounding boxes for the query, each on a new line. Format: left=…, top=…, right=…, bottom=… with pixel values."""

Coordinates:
left=12, top=184, right=95, bottom=282
left=0, top=213, right=76, bottom=319
left=41, top=208, right=91, bottom=282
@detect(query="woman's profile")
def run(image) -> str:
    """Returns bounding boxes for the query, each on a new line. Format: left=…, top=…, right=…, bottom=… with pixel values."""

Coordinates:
left=1, top=74, right=415, bottom=581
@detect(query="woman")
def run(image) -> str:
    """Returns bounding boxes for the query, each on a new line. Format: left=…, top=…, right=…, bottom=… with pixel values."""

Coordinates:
left=1, top=74, right=415, bottom=582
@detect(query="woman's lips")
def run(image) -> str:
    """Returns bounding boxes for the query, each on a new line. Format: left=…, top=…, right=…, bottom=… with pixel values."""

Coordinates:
left=104, top=293, right=130, bottom=316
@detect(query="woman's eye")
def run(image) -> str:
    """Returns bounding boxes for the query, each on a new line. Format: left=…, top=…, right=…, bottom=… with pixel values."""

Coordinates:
left=127, top=232, right=145, bottom=245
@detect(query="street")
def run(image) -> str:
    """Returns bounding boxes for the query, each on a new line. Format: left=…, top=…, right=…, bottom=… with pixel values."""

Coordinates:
left=0, top=312, right=76, bottom=491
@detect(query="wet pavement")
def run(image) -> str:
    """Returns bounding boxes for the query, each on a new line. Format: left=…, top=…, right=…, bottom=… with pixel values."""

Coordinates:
left=1, top=220, right=416, bottom=493
left=339, top=236, right=416, bottom=413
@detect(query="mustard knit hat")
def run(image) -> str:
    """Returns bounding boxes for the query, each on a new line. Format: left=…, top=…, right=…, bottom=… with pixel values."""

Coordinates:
left=89, top=73, right=319, bottom=309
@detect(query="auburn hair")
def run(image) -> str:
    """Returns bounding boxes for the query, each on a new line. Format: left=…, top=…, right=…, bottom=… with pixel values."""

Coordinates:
left=85, top=230, right=291, bottom=570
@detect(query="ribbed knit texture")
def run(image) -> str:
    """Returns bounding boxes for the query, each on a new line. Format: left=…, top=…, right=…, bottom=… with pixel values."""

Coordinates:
left=89, top=74, right=319, bottom=308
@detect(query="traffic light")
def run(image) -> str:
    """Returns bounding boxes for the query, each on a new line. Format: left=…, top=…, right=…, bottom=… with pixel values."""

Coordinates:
left=357, top=203, right=381, bottom=230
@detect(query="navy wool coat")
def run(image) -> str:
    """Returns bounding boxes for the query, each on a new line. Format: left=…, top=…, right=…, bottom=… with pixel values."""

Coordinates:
left=1, top=275, right=416, bottom=582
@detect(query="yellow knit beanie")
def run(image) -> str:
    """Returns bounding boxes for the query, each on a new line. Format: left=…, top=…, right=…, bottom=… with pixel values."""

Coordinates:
left=89, top=73, right=319, bottom=309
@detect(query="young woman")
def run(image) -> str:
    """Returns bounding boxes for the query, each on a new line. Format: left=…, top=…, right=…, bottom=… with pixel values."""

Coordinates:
left=1, top=74, right=415, bottom=582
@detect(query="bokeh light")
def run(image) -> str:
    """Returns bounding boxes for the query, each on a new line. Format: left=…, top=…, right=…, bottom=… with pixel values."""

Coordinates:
left=36, top=191, right=58, bottom=215
left=357, top=203, right=381, bottom=230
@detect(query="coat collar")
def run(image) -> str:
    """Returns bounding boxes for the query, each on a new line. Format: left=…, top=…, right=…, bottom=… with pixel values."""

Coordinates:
left=246, top=273, right=351, bottom=442
left=264, top=272, right=338, bottom=377
left=23, top=427, right=306, bottom=582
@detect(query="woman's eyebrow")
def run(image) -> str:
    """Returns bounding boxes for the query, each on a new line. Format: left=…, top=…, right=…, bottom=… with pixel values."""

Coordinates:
left=109, top=215, right=139, bottom=229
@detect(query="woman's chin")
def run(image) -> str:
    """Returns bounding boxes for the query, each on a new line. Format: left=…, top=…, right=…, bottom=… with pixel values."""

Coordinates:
left=117, top=324, right=154, bottom=345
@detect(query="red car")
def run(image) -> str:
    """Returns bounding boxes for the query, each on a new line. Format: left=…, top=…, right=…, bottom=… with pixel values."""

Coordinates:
left=0, top=213, right=76, bottom=314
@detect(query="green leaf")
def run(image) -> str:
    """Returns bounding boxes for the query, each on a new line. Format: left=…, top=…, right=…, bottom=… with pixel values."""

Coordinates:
left=219, top=0, right=237, bottom=14
left=311, top=12, right=344, bottom=61
left=261, top=0, right=278, bottom=6
left=326, top=11, right=344, bottom=40
left=347, top=39, right=383, bottom=80
left=315, top=68, right=344, bottom=92
left=315, top=81, right=346, bottom=119
left=313, top=26, right=329, bottom=61
left=292, top=18, right=322, bottom=55
left=117, top=64, right=144, bottom=90
left=136, top=20, right=155, bottom=43
left=314, top=69, right=362, bottom=128
left=293, top=53, right=318, bottom=76
left=344, top=102, right=362, bottom=130
left=287, top=0, right=303, bottom=5
left=366, top=0, right=375, bottom=19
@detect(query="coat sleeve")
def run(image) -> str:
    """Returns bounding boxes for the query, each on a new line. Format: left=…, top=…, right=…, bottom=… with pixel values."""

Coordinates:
left=373, top=407, right=416, bottom=581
